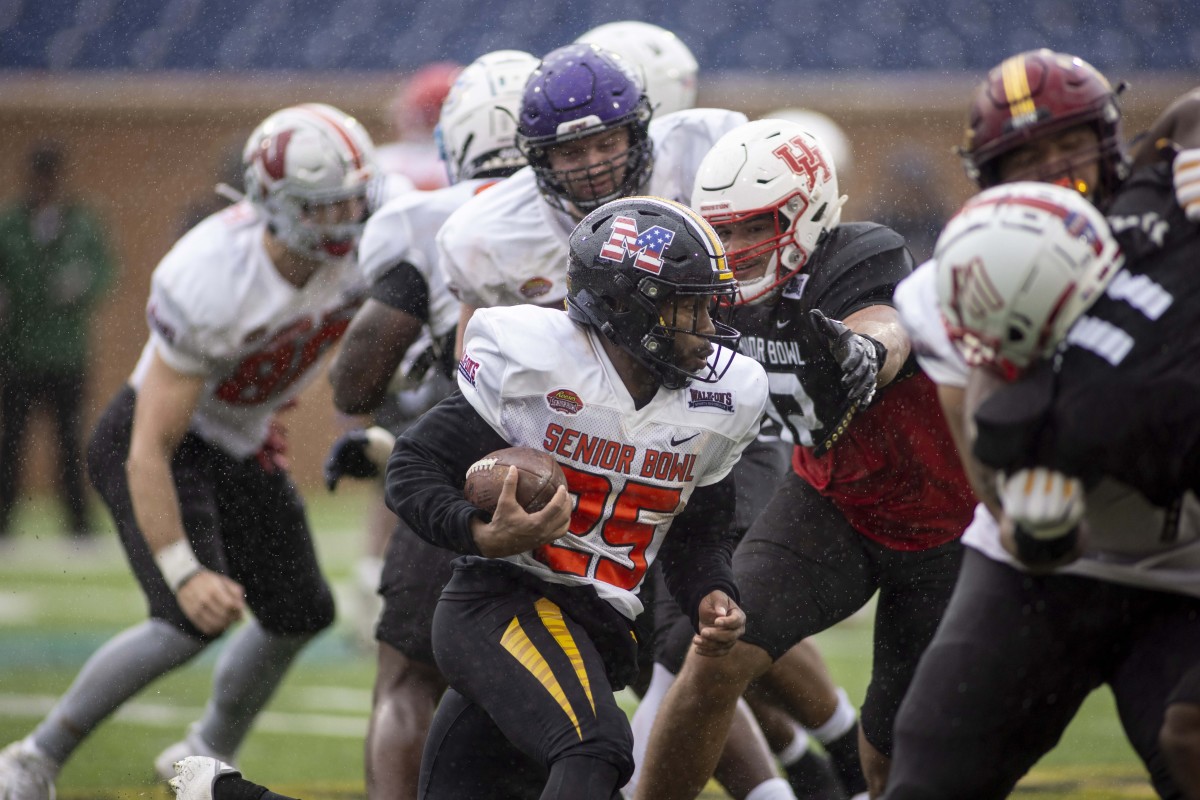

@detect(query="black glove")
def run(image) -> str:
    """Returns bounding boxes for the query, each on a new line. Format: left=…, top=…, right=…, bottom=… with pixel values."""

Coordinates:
left=324, top=429, right=382, bottom=491
left=808, top=309, right=887, bottom=407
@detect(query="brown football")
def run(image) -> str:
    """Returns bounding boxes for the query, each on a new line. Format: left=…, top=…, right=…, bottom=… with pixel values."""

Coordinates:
left=463, top=446, right=567, bottom=514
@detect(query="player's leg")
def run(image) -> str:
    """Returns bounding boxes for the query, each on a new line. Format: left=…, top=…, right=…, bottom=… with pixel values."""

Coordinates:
left=366, top=521, right=454, bottom=800
left=626, top=566, right=812, bottom=800
left=884, top=549, right=1103, bottom=799
left=1108, top=589, right=1200, bottom=800
left=431, top=560, right=637, bottom=799
left=166, top=454, right=335, bottom=772
left=755, top=640, right=863, bottom=796
left=1163, top=664, right=1200, bottom=800
left=419, top=689, right=546, bottom=799
left=48, top=368, right=90, bottom=535
left=637, top=472, right=874, bottom=800
left=0, top=372, right=34, bottom=535
left=855, top=538, right=962, bottom=796
left=0, top=388, right=217, bottom=790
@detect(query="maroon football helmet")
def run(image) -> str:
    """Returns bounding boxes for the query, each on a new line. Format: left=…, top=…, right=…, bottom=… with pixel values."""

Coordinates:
left=960, top=49, right=1129, bottom=206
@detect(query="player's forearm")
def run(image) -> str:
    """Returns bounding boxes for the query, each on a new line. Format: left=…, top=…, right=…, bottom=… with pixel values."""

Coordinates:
left=126, top=443, right=187, bottom=553
left=846, top=315, right=910, bottom=387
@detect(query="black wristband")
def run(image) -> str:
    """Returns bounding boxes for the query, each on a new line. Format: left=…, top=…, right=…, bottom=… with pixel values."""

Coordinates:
left=1013, top=524, right=1079, bottom=565
left=863, top=332, right=888, bottom=373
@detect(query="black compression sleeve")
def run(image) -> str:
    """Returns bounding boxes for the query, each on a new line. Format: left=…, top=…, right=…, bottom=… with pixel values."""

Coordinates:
left=370, top=262, right=430, bottom=321
left=655, top=473, right=739, bottom=632
left=384, top=392, right=512, bottom=554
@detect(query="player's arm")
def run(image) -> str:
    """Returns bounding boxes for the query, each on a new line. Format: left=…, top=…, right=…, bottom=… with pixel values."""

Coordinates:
left=1132, top=87, right=1200, bottom=168
left=656, top=474, right=745, bottom=657
left=329, top=263, right=428, bottom=415
left=126, top=349, right=244, bottom=635
left=938, top=382, right=1001, bottom=518
left=842, top=303, right=911, bottom=388
left=454, top=303, right=478, bottom=360
left=385, top=393, right=571, bottom=557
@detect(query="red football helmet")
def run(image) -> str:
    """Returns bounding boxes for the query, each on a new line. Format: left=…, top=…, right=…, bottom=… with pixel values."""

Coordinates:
left=960, top=49, right=1129, bottom=206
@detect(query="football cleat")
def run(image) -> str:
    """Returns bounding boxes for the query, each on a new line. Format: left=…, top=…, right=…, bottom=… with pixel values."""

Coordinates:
left=154, top=728, right=237, bottom=782
left=167, top=756, right=240, bottom=800
left=0, top=739, right=58, bottom=800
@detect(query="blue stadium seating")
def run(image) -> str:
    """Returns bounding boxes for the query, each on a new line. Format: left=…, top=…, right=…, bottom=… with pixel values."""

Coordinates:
left=2, top=0, right=1197, bottom=72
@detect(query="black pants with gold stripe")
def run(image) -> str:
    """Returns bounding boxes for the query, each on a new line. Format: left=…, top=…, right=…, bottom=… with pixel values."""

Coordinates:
left=420, top=557, right=637, bottom=799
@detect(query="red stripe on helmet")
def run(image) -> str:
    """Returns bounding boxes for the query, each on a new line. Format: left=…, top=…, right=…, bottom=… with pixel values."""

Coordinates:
left=296, top=104, right=363, bottom=170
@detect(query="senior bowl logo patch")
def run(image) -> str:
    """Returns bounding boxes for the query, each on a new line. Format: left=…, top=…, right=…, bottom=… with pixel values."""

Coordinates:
left=457, top=353, right=481, bottom=387
left=687, top=388, right=735, bottom=413
left=546, top=388, right=583, bottom=415
left=519, top=277, right=554, bottom=299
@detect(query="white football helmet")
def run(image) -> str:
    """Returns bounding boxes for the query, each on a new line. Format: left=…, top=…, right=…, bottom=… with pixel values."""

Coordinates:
left=243, top=103, right=378, bottom=261
left=935, top=181, right=1124, bottom=379
left=692, top=118, right=847, bottom=305
left=436, top=49, right=539, bottom=185
left=575, top=21, right=698, bottom=116
left=760, top=107, right=853, bottom=183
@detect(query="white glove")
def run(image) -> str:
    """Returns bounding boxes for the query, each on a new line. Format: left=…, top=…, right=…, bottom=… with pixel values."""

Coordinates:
left=1173, top=147, right=1200, bottom=222
left=997, top=467, right=1085, bottom=541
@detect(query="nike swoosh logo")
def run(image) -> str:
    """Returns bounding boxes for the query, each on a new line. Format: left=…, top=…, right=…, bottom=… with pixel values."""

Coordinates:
left=775, top=318, right=790, bottom=329
left=670, top=433, right=700, bottom=447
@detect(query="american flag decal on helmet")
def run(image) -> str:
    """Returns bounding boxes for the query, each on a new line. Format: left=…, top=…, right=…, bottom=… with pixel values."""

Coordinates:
left=599, top=215, right=676, bottom=275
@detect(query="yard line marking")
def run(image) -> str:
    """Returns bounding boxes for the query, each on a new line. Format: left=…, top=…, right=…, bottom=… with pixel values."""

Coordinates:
left=0, top=693, right=367, bottom=738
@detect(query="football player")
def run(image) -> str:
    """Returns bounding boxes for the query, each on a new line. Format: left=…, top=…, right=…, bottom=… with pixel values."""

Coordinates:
left=575, top=20, right=699, bottom=117
left=321, top=49, right=539, bottom=800
left=635, top=118, right=977, bottom=800
left=165, top=196, right=769, bottom=800
left=375, top=61, right=462, bottom=190
left=0, top=104, right=376, bottom=799
left=439, top=40, right=857, bottom=799
left=883, top=179, right=1200, bottom=799
left=885, top=50, right=1200, bottom=798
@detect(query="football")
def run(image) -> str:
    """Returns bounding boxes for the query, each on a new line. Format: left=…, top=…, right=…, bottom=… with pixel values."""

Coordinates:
left=463, top=446, right=567, bottom=514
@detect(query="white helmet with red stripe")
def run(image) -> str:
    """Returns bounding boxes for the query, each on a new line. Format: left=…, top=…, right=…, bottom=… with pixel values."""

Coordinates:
left=243, top=103, right=378, bottom=261
left=692, top=118, right=847, bottom=305
left=935, top=181, right=1124, bottom=379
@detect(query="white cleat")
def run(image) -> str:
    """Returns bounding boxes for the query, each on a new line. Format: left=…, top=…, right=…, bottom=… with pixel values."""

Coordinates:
left=154, top=729, right=237, bottom=782
left=168, top=756, right=240, bottom=800
left=0, top=739, right=58, bottom=800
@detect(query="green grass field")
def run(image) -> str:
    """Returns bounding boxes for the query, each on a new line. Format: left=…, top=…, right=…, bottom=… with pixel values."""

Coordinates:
left=0, top=491, right=1157, bottom=799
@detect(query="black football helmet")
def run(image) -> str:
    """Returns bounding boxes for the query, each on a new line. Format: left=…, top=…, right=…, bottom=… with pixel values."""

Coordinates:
left=566, top=196, right=740, bottom=389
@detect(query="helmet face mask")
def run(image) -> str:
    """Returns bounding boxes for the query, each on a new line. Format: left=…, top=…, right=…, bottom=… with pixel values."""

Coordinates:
left=243, top=103, right=378, bottom=262
left=436, top=50, right=538, bottom=185
left=566, top=196, right=740, bottom=389
left=934, top=181, right=1124, bottom=380
left=517, top=44, right=655, bottom=217
left=960, top=49, right=1129, bottom=207
left=693, top=119, right=845, bottom=306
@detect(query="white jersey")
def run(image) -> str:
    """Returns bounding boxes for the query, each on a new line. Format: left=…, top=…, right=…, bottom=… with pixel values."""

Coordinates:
left=438, top=108, right=748, bottom=310
left=132, top=202, right=366, bottom=459
left=375, top=138, right=448, bottom=191
left=359, top=179, right=495, bottom=339
left=895, top=259, right=1200, bottom=597
left=458, top=306, right=768, bottom=619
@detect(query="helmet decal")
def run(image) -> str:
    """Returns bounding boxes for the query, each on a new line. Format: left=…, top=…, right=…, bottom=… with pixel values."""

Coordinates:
left=772, top=135, right=834, bottom=188
left=598, top=215, right=676, bottom=275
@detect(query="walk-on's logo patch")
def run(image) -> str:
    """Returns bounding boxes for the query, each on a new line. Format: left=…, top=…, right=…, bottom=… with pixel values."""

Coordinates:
left=546, top=388, right=584, bottom=415
left=599, top=215, right=676, bottom=275
left=458, top=352, right=481, bottom=387
left=687, top=388, right=735, bottom=413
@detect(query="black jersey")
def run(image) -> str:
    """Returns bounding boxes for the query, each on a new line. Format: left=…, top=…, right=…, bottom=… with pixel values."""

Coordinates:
left=974, top=164, right=1200, bottom=506
left=730, top=222, right=914, bottom=453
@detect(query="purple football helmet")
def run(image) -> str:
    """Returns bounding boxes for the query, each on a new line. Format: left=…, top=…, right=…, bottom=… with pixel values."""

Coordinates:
left=517, top=43, right=654, bottom=214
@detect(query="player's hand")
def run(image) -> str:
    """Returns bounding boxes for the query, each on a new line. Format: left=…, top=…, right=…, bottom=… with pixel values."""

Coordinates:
left=176, top=570, right=245, bottom=636
left=1174, top=147, right=1200, bottom=222
left=998, top=467, right=1087, bottom=571
left=472, top=466, right=572, bottom=558
left=324, top=427, right=395, bottom=491
left=808, top=309, right=886, bottom=407
left=692, top=590, right=745, bottom=657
